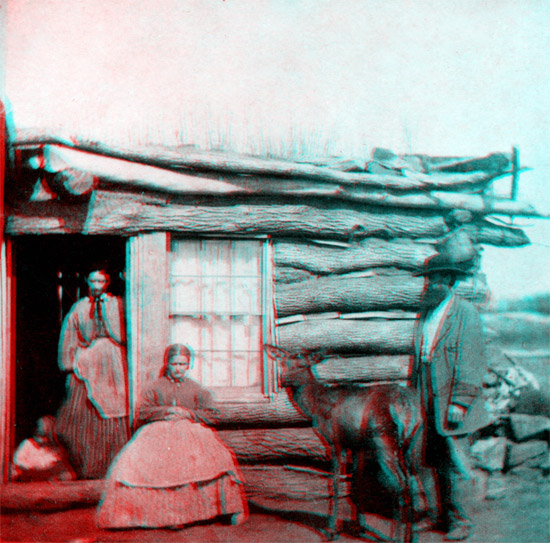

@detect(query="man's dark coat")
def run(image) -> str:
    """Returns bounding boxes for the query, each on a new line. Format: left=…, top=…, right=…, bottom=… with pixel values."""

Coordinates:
left=412, top=295, right=492, bottom=437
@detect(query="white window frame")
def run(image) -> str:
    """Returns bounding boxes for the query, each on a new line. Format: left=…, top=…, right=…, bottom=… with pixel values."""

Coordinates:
left=169, top=235, right=277, bottom=403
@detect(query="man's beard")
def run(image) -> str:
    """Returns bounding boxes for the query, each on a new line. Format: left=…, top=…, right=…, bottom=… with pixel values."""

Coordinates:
left=422, top=287, right=448, bottom=308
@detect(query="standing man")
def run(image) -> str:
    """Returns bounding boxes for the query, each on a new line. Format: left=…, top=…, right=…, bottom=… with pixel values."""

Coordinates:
left=412, top=258, right=492, bottom=541
left=55, top=266, right=130, bottom=479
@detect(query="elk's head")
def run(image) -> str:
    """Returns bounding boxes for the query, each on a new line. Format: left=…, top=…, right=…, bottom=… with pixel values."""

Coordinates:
left=265, top=344, right=324, bottom=386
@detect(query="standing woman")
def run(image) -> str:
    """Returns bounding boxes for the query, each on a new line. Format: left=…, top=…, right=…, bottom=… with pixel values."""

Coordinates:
left=97, top=344, right=248, bottom=530
left=55, top=266, right=130, bottom=479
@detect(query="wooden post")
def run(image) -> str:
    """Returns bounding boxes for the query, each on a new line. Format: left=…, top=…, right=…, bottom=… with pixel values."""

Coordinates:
left=511, top=146, right=520, bottom=201
left=0, top=100, right=15, bottom=483
left=126, top=233, right=170, bottom=428
left=0, top=241, right=14, bottom=483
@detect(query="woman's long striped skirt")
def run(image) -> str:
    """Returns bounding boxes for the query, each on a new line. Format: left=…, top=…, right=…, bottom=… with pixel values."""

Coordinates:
left=55, top=374, right=130, bottom=479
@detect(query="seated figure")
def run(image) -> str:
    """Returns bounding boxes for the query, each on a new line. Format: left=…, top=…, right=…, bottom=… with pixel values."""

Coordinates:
left=96, top=344, right=248, bottom=529
left=11, top=415, right=76, bottom=482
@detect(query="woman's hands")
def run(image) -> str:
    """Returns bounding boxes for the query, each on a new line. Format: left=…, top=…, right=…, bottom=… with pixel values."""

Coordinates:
left=151, top=405, right=221, bottom=424
left=163, top=406, right=199, bottom=422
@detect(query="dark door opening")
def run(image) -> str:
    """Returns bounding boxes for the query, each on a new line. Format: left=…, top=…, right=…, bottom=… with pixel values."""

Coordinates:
left=14, top=235, right=126, bottom=449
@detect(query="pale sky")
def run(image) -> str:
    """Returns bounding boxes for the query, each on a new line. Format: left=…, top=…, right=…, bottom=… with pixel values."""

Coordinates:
left=3, top=0, right=550, bottom=299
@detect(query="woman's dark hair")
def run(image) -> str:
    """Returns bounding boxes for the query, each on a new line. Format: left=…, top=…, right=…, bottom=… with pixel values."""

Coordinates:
left=87, top=267, right=111, bottom=280
left=85, top=258, right=113, bottom=279
left=162, top=344, right=192, bottom=376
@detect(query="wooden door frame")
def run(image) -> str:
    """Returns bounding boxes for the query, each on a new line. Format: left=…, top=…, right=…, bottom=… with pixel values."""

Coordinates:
left=126, top=232, right=170, bottom=427
left=0, top=239, right=15, bottom=483
left=0, top=232, right=168, bottom=480
left=0, top=100, right=15, bottom=483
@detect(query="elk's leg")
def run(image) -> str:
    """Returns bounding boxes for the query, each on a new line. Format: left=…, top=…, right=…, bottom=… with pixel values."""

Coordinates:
left=355, top=451, right=393, bottom=542
left=326, top=447, right=342, bottom=541
left=370, top=435, right=416, bottom=543
left=400, top=477, right=416, bottom=543
left=407, top=422, right=430, bottom=532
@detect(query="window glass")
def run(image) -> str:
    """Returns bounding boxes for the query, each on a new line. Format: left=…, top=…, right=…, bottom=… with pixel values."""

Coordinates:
left=169, top=238, right=274, bottom=399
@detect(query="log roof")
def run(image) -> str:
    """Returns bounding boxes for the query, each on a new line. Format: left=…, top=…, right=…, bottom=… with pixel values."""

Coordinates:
left=8, top=137, right=542, bottom=216
left=5, top=136, right=543, bottom=252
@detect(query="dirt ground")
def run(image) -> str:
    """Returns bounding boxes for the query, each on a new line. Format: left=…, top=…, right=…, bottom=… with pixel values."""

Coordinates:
left=1, top=469, right=548, bottom=543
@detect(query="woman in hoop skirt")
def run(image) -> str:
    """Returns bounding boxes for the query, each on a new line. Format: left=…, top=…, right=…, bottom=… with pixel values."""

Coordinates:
left=97, top=344, right=248, bottom=529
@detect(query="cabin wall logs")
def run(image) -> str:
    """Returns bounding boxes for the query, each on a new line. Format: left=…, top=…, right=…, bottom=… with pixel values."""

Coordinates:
left=211, top=233, right=493, bottom=468
left=211, top=219, right=499, bottom=472
left=6, top=146, right=532, bottom=491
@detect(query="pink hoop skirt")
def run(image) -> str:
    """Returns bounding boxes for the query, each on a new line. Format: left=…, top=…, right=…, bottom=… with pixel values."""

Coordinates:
left=96, top=419, right=248, bottom=529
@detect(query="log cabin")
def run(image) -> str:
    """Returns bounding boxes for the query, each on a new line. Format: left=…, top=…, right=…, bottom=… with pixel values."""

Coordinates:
left=0, top=101, right=544, bottom=504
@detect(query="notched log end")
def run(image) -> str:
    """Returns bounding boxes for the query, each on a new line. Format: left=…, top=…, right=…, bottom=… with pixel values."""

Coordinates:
left=52, top=168, right=98, bottom=198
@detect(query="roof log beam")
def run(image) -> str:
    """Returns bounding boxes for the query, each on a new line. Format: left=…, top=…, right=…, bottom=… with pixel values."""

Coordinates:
left=6, top=189, right=530, bottom=248
left=18, top=143, right=546, bottom=217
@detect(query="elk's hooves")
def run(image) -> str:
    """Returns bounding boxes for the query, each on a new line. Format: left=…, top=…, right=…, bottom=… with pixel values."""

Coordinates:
left=321, top=529, right=339, bottom=541
left=358, top=530, right=392, bottom=542
left=358, top=532, right=378, bottom=541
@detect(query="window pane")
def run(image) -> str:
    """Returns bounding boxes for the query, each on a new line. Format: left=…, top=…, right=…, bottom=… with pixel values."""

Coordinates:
left=232, top=240, right=262, bottom=277
left=169, top=238, right=270, bottom=396
left=232, top=349, right=262, bottom=388
left=209, top=349, right=232, bottom=387
left=232, top=277, right=261, bottom=314
left=232, top=315, right=262, bottom=351
left=208, top=276, right=232, bottom=314
left=171, top=276, right=202, bottom=314
left=202, top=240, right=231, bottom=278
left=190, top=350, right=209, bottom=385
left=171, top=315, right=202, bottom=349
left=171, top=239, right=201, bottom=276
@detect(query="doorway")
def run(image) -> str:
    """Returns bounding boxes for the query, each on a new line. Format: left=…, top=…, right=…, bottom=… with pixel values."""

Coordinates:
left=13, top=235, right=126, bottom=448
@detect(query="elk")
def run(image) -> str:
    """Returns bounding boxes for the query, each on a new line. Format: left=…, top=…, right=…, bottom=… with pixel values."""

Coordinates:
left=266, top=345, right=425, bottom=543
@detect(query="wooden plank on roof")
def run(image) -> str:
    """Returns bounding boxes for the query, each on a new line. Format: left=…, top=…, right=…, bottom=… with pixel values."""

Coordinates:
left=21, top=141, right=505, bottom=191
left=20, top=144, right=546, bottom=216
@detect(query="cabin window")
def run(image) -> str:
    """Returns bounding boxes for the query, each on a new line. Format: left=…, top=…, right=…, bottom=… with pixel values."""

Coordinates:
left=169, top=238, right=276, bottom=402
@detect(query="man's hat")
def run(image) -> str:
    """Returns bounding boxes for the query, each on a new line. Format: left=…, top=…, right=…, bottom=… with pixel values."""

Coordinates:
left=413, top=226, right=480, bottom=277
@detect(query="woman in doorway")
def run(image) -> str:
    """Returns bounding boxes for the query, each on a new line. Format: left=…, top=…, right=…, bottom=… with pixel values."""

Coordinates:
left=96, top=344, right=248, bottom=530
left=55, top=265, right=130, bottom=479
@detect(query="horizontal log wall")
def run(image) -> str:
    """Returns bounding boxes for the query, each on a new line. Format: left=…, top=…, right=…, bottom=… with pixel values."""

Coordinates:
left=278, top=318, right=415, bottom=354
left=274, top=233, right=526, bottom=277
left=270, top=219, right=492, bottom=380
left=218, top=427, right=328, bottom=463
left=210, top=356, right=410, bottom=426
left=289, top=354, right=410, bottom=384
left=84, top=190, right=450, bottom=238
left=275, top=239, right=436, bottom=274
left=275, top=272, right=489, bottom=316
left=241, top=465, right=350, bottom=502
left=212, top=390, right=308, bottom=426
